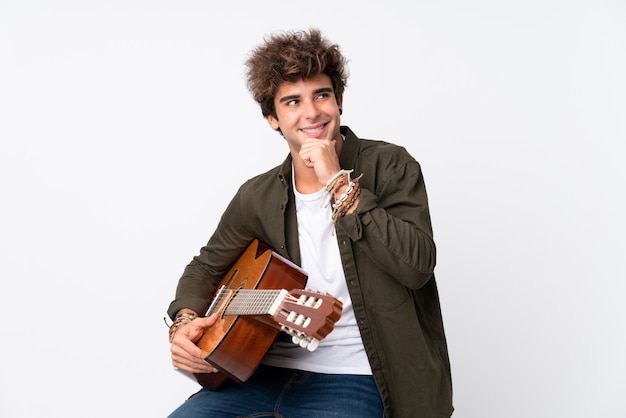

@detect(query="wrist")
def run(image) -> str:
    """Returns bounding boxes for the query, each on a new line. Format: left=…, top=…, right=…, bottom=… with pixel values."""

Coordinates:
left=168, top=312, right=197, bottom=343
left=326, top=170, right=363, bottom=225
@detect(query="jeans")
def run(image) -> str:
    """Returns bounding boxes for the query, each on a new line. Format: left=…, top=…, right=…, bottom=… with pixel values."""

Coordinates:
left=167, top=365, right=384, bottom=418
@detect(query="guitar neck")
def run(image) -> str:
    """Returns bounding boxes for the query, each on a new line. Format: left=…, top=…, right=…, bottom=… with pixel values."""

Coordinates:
left=208, top=287, right=289, bottom=317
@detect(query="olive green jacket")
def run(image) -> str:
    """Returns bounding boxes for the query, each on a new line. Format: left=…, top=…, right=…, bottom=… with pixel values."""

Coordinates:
left=168, top=126, right=453, bottom=417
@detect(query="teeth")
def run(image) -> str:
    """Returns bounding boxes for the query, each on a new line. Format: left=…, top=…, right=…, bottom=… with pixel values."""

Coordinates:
left=302, top=126, right=324, bottom=133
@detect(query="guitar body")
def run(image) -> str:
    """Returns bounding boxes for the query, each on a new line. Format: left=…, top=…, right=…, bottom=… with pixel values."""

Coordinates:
left=194, top=240, right=308, bottom=390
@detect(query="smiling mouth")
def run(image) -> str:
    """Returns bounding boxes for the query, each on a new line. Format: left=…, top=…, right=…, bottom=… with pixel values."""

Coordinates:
left=300, top=123, right=328, bottom=135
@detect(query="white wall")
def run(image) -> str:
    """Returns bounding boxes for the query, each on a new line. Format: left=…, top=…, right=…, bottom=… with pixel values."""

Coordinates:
left=1, top=1, right=624, bottom=417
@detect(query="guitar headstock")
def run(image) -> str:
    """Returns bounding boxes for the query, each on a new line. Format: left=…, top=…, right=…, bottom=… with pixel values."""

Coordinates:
left=271, top=289, right=343, bottom=351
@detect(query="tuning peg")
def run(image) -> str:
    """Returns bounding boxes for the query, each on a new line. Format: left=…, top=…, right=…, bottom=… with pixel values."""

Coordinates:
left=306, top=338, right=320, bottom=352
left=294, top=314, right=306, bottom=326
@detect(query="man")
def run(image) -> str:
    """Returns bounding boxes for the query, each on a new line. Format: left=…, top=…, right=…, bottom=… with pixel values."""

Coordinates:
left=167, top=28, right=453, bottom=417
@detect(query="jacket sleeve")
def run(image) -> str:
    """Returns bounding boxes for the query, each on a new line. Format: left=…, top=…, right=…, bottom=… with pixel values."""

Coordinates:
left=335, top=158, right=436, bottom=290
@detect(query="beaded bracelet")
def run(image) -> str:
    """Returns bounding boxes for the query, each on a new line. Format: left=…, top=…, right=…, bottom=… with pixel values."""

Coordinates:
left=168, top=313, right=197, bottom=343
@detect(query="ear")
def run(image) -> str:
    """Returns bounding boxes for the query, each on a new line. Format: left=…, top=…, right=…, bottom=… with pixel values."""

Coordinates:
left=337, top=96, right=343, bottom=114
left=266, top=114, right=280, bottom=131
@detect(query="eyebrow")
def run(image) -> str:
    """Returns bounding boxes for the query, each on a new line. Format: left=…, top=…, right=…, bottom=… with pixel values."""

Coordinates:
left=278, top=87, right=334, bottom=104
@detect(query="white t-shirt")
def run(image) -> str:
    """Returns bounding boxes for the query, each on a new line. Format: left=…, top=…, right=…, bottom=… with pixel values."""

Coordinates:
left=262, top=180, right=371, bottom=375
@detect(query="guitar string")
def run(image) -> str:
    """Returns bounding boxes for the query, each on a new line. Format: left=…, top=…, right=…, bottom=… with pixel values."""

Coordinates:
left=224, top=290, right=317, bottom=316
left=225, top=289, right=284, bottom=315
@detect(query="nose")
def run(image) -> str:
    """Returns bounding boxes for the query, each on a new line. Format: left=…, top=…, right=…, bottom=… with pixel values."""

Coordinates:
left=302, top=99, right=321, bottom=119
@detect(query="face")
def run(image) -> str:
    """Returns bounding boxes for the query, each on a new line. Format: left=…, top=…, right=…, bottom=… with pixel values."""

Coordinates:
left=266, top=74, right=343, bottom=152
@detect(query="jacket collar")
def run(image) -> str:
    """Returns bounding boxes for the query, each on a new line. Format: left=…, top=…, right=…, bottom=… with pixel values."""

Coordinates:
left=339, top=125, right=360, bottom=170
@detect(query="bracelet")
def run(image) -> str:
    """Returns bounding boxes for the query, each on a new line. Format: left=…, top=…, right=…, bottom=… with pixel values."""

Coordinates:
left=332, top=179, right=356, bottom=210
left=325, top=169, right=354, bottom=193
left=331, top=183, right=361, bottom=224
left=168, top=313, right=197, bottom=343
left=324, top=169, right=364, bottom=233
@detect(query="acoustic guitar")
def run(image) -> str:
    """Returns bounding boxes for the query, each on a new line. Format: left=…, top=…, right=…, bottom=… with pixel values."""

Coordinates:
left=189, top=239, right=343, bottom=390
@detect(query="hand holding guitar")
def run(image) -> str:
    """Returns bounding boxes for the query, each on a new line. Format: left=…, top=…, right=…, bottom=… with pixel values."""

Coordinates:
left=168, top=240, right=343, bottom=390
left=170, top=314, right=220, bottom=374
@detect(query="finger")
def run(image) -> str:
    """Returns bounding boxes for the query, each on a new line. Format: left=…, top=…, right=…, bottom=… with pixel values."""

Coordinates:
left=176, top=314, right=218, bottom=343
left=172, top=349, right=218, bottom=372
left=194, top=313, right=219, bottom=327
left=172, top=354, right=218, bottom=373
left=171, top=341, right=219, bottom=373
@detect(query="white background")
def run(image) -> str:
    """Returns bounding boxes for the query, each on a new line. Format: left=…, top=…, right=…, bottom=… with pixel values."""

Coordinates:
left=1, top=1, right=624, bottom=417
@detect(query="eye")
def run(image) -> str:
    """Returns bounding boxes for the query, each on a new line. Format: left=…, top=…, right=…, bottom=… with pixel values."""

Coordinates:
left=286, top=99, right=298, bottom=106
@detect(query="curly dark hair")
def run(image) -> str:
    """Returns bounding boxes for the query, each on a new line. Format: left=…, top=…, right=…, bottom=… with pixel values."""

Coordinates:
left=245, top=28, right=348, bottom=118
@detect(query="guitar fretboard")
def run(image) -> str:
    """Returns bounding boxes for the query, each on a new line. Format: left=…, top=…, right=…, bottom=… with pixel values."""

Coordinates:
left=219, top=289, right=287, bottom=316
